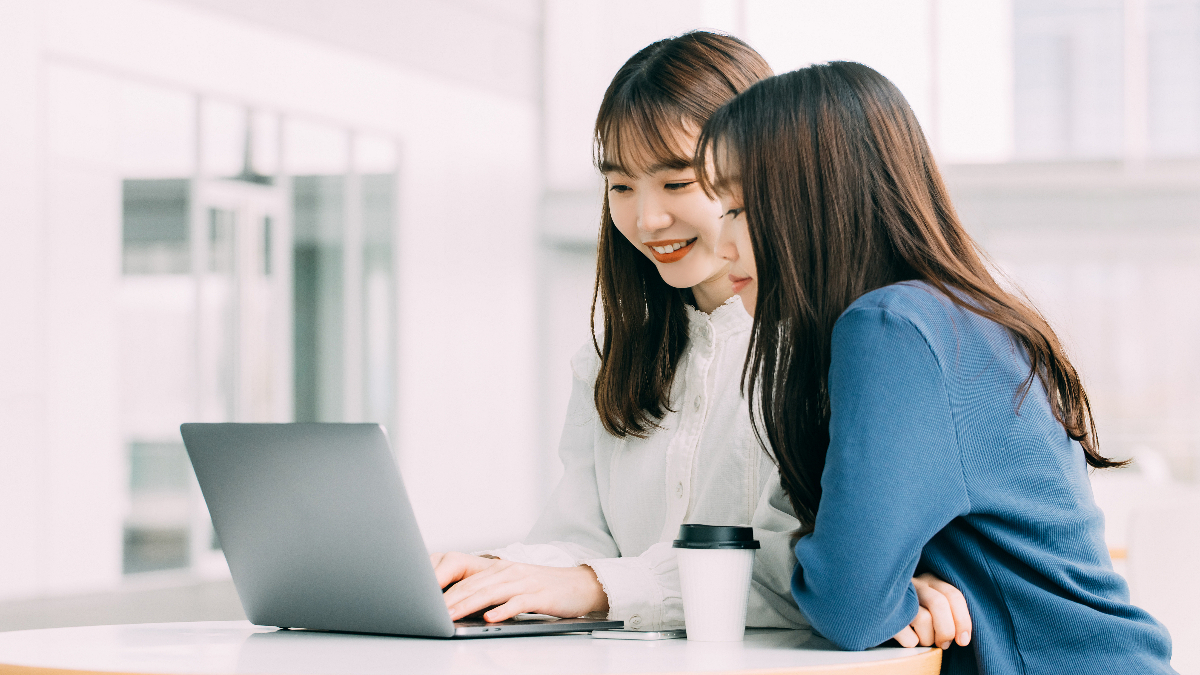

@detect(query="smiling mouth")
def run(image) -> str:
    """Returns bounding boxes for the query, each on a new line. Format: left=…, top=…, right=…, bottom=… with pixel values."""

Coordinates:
left=644, top=238, right=697, bottom=263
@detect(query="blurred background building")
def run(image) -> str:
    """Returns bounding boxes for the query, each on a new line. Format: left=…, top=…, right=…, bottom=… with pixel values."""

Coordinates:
left=0, top=0, right=1196, bottom=669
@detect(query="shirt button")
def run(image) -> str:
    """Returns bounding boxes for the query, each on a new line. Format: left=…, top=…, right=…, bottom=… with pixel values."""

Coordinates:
left=629, top=615, right=642, bottom=628
left=675, top=482, right=684, bottom=498
left=693, top=395, right=702, bottom=410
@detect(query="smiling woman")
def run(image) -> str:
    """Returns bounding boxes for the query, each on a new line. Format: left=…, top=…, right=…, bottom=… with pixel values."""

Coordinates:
left=433, top=32, right=809, bottom=632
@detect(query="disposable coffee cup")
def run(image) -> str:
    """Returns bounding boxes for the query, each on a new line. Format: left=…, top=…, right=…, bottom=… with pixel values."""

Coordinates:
left=673, top=524, right=760, bottom=642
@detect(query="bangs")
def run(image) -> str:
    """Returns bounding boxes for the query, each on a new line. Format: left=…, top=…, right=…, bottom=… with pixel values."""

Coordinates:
left=596, top=92, right=696, bottom=176
left=695, top=106, right=741, bottom=198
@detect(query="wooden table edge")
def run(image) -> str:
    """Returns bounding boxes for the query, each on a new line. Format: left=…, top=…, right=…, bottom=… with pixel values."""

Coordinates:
left=0, top=648, right=941, bottom=675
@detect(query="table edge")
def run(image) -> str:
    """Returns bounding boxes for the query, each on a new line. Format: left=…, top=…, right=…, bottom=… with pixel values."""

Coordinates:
left=0, top=648, right=941, bottom=675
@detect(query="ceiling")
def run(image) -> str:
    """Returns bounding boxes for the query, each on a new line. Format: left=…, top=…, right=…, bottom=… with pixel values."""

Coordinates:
left=170, top=0, right=541, bottom=101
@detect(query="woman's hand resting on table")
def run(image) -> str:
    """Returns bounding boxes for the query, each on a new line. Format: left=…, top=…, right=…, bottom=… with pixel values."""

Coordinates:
left=892, top=573, right=972, bottom=650
left=431, top=552, right=608, bottom=622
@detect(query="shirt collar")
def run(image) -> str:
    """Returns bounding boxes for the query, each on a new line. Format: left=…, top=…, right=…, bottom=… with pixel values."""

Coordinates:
left=684, top=294, right=752, bottom=337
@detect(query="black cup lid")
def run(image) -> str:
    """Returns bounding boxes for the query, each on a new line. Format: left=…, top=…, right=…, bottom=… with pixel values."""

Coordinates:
left=672, top=524, right=760, bottom=549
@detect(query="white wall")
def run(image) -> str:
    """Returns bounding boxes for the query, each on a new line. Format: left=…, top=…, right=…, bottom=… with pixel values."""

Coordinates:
left=0, top=5, right=128, bottom=600
left=0, top=0, right=49, bottom=601
left=43, top=124, right=124, bottom=593
left=937, top=0, right=1015, bottom=163
left=173, top=0, right=541, bottom=101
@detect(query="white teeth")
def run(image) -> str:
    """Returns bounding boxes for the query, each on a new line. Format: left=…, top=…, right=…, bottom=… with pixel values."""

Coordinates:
left=651, top=241, right=690, bottom=254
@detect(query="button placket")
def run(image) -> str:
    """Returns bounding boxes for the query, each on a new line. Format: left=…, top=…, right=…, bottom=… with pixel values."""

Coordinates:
left=661, top=311, right=723, bottom=541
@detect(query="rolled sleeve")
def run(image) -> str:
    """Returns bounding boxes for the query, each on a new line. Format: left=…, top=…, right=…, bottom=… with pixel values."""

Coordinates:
left=584, top=541, right=682, bottom=629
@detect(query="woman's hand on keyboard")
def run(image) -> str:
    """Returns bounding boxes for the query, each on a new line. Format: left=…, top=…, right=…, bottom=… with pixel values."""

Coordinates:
left=431, top=551, right=609, bottom=622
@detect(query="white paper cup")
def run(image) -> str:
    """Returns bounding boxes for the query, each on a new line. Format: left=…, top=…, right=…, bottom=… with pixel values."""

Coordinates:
left=673, top=525, right=759, bottom=642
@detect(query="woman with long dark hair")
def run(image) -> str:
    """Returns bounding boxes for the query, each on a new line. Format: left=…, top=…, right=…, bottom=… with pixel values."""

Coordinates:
left=432, top=35, right=968, bottom=646
left=698, top=61, right=1174, bottom=672
left=431, top=31, right=807, bottom=632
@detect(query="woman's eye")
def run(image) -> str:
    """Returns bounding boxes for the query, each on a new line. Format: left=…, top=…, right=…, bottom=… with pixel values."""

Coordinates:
left=665, top=181, right=695, bottom=190
left=724, top=208, right=743, bottom=219
left=609, top=184, right=631, bottom=193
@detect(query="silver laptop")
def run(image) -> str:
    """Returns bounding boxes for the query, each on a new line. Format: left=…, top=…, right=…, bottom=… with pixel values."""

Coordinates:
left=180, top=423, right=623, bottom=638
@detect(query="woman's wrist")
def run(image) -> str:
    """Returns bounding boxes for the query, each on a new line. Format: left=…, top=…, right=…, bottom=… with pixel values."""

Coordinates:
left=579, top=564, right=610, bottom=615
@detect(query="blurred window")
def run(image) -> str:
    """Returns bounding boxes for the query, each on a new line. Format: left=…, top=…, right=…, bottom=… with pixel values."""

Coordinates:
left=1014, top=0, right=1124, bottom=159
left=361, top=171, right=396, bottom=426
left=356, top=134, right=398, bottom=428
left=207, top=207, right=236, bottom=274
left=123, top=442, right=191, bottom=574
left=1015, top=0, right=1200, bottom=160
left=122, top=179, right=190, bottom=275
left=1148, top=0, right=1200, bottom=155
left=293, top=174, right=345, bottom=423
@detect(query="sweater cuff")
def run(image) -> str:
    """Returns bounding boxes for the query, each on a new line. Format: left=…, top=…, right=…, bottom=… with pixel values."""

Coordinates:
left=583, top=555, right=683, bottom=630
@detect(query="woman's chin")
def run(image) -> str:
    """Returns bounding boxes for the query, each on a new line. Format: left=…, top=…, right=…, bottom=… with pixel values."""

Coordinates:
left=656, top=268, right=705, bottom=290
left=737, top=285, right=757, bottom=317
left=656, top=260, right=728, bottom=292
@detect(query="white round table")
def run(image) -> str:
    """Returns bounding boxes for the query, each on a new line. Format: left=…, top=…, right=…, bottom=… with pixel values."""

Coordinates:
left=0, top=621, right=940, bottom=675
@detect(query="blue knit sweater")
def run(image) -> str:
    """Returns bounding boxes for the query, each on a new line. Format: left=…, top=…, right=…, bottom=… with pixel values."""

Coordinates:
left=790, top=281, right=1174, bottom=674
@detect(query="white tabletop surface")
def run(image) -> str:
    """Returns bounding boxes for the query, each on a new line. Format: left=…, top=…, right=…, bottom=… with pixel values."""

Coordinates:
left=0, top=621, right=936, bottom=675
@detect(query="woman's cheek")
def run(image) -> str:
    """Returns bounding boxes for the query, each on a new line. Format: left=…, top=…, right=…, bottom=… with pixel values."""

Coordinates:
left=609, top=200, right=640, bottom=247
left=686, top=202, right=725, bottom=251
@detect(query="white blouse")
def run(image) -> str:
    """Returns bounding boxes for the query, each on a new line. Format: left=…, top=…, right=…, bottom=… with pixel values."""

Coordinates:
left=485, top=296, right=808, bottom=631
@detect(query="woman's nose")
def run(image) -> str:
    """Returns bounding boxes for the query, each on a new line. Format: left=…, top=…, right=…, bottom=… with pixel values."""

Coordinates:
left=717, top=220, right=739, bottom=261
left=637, top=196, right=672, bottom=232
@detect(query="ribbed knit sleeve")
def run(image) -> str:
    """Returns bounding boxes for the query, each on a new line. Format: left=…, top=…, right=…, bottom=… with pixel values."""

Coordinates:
left=791, top=306, right=970, bottom=650
left=790, top=283, right=1174, bottom=674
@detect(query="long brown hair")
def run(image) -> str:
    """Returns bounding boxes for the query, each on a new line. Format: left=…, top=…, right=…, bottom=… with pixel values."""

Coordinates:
left=696, top=62, right=1125, bottom=526
left=591, top=31, right=772, bottom=438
